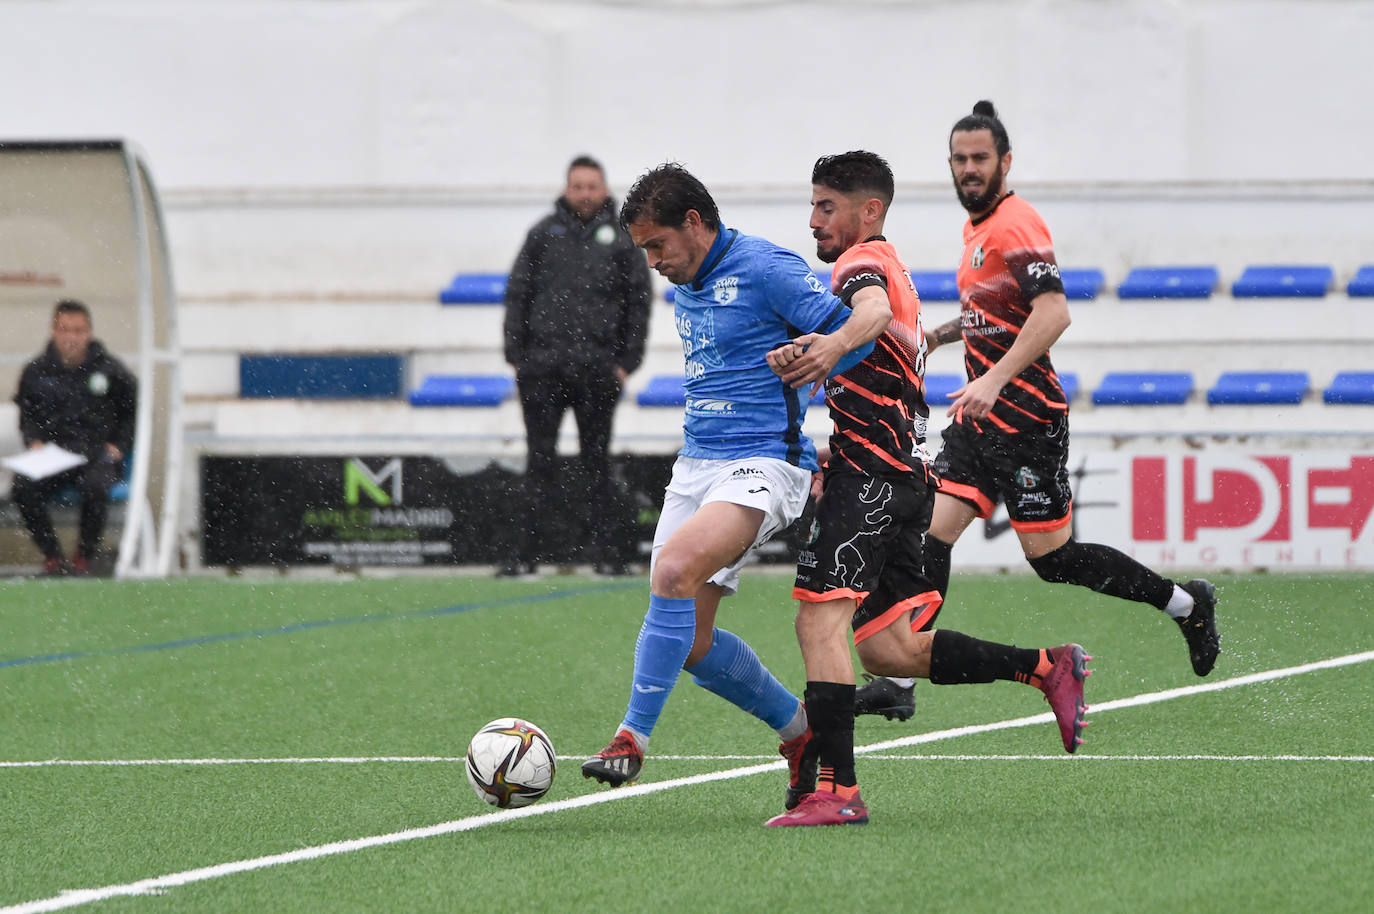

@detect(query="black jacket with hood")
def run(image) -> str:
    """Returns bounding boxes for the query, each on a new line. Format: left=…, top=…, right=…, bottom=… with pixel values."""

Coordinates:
left=15, top=339, right=138, bottom=461
left=503, top=195, right=652, bottom=376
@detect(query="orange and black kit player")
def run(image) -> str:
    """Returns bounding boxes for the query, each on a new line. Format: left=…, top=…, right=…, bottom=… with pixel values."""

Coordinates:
left=929, top=190, right=1197, bottom=626
left=920, top=102, right=1217, bottom=684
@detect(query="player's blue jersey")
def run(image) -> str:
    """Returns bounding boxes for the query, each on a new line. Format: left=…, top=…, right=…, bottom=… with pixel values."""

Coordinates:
left=672, top=228, right=849, bottom=468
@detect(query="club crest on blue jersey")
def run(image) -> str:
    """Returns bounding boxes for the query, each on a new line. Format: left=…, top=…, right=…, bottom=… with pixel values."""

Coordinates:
left=713, top=276, right=739, bottom=304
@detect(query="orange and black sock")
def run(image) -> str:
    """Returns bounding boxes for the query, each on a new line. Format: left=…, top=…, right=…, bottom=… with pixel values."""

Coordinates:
left=803, top=681, right=857, bottom=788
left=929, top=629, right=1042, bottom=685
left=1021, top=648, right=1059, bottom=688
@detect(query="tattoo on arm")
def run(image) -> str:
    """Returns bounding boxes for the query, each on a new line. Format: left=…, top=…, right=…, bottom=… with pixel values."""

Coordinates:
left=931, top=317, right=962, bottom=345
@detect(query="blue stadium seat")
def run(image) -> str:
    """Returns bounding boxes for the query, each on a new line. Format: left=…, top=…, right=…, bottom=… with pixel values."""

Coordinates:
left=637, top=375, right=687, bottom=406
left=1206, top=371, right=1309, bottom=405
left=1323, top=372, right=1374, bottom=404
left=923, top=373, right=963, bottom=405
left=439, top=272, right=508, bottom=305
left=1230, top=265, right=1333, bottom=298
left=53, top=455, right=132, bottom=506
left=911, top=270, right=960, bottom=302
left=408, top=374, right=514, bottom=407
left=1346, top=266, right=1374, bottom=297
left=1092, top=372, right=1194, bottom=405
left=240, top=354, right=404, bottom=399
left=1061, top=269, right=1105, bottom=301
left=1059, top=371, right=1079, bottom=403
left=1116, top=266, right=1219, bottom=300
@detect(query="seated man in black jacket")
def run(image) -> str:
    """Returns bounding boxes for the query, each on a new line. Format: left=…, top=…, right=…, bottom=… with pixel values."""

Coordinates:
left=500, top=156, right=653, bottom=577
left=11, top=299, right=138, bottom=576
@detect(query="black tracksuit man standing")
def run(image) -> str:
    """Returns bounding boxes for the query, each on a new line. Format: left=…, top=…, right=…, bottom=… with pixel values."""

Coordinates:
left=501, top=156, right=653, bottom=576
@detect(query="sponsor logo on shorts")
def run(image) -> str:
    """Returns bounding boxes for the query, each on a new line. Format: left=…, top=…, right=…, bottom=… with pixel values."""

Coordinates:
left=731, top=466, right=766, bottom=478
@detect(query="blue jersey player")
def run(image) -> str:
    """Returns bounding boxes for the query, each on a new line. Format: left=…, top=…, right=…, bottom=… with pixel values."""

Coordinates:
left=581, top=163, right=890, bottom=793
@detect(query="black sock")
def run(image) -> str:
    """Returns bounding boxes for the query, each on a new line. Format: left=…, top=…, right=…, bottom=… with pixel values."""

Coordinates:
left=804, top=681, right=857, bottom=788
left=924, top=535, right=953, bottom=598
left=928, top=629, right=1043, bottom=685
left=1028, top=539, right=1174, bottom=610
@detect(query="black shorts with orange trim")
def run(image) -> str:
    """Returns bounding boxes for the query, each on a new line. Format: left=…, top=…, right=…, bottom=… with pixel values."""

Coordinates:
left=792, top=470, right=943, bottom=642
left=933, top=413, right=1073, bottom=533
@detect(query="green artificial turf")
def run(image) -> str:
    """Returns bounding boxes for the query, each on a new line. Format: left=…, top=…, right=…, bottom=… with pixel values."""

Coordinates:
left=2, top=572, right=1370, bottom=912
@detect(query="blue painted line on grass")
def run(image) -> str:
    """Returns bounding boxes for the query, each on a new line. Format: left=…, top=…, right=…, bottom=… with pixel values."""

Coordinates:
left=0, top=581, right=640, bottom=671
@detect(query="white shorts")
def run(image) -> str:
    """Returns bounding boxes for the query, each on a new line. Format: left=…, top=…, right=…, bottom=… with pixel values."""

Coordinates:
left=650, top=455, right=813, bottom=597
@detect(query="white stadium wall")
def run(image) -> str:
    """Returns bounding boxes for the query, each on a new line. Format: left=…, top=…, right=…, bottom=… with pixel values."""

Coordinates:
left=3, top=0, right=1373, bottom=298
left=5, top=0, right=1374, bottom=573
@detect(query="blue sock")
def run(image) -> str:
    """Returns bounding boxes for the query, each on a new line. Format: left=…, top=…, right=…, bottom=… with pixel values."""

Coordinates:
left=620, top=594, right=697, bottom=741
left=685, top=628, right=801, bottom=732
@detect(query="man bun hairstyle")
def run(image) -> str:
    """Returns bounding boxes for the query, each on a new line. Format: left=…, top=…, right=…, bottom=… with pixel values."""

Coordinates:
left=619, top=162, right=721, bottom=231
left=950, top=99, right=1011, bottom=157
left=811, top=150, right=894, bottom=208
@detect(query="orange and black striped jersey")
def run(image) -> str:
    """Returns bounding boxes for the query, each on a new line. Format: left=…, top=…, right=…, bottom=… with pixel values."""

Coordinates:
left=955, top=192, right=1068, bottom=434
left=822, top=237, right=933, bottom=478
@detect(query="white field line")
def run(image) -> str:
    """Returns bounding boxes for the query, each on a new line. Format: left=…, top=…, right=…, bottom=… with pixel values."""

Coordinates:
left=0, top=761, right=785, bottom=914
left=5, top=753, right=1372, bottom=768
left=0, top=757, right=471, bottom=768
left=864, top=754, right=1374, bottom=762
left=3, top=648, right=1371, bottom=914
left=852, top=648, right=1374, bottom=755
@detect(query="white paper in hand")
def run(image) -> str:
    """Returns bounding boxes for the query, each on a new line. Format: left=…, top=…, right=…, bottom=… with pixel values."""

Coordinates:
left=2, top=444, right=88, bottom=480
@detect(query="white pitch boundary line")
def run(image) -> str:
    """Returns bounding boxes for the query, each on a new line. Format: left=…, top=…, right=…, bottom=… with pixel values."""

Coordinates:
left=5, top=753, right=1373, bottom=768
left=853, top=648, right=1374, bottom=755
left=0, top=757, right=471, bottom=768
left=3, top=648, right=1371, bottom=914
left=867, top=754, right=1374, bottom=762
left=0, top=761, right=785, bottom=914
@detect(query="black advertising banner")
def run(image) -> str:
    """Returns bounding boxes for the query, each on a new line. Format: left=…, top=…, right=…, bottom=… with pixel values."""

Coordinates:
left=200, top=454, right=806, bottom=568
left=201, top=455, right=669, bottom=568
left=201, top=456, right=493, bottom=566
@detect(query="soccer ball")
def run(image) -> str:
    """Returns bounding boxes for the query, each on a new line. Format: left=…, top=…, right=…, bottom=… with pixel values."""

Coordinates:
left=465, top=717, right=557, bottom=808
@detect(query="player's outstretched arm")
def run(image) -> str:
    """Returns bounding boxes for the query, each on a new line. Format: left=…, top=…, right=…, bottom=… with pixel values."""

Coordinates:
left=767, top=285, right=891, bottom=390
left=946, top=290, right=1070, bottom=419
left=925, top=316, right=962, bottom=352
